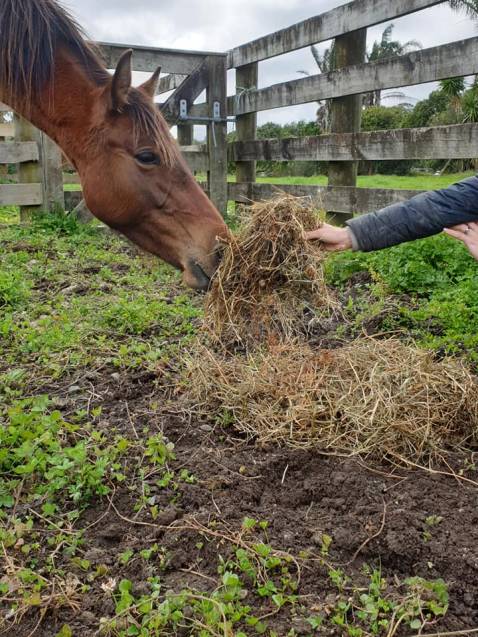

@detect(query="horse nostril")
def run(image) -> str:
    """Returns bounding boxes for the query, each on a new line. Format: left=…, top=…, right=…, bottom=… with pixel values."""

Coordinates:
left=188, top=260, right=212, bottom=291
left=213, top=242, right=225, bottom=266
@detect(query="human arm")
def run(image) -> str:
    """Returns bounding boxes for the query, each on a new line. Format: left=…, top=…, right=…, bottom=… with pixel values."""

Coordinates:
left=306, top=176, right=478, bottom=252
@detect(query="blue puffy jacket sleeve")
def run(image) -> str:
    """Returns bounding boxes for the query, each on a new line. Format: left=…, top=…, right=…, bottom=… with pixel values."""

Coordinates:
left=346, top=176, right=478, bottom=252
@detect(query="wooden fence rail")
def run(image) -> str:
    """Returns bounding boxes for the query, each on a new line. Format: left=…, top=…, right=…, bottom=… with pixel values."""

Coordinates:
left=228, top=37, right=478, bottom=116
left=227, top=0, right=443, bottom=67
left=230, top=124, right=478, bottom=162
left=228, top=183, right=426, bottom=215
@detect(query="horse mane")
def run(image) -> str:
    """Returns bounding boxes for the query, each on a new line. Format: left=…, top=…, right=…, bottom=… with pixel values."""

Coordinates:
left=0, top=0, right=109, bottom=105
left=0, top=0, right=177, bottom=166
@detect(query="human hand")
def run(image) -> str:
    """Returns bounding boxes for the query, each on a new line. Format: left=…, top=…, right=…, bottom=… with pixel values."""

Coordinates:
left=444, top=222, right=478, bottom=261
left=305, top=223, right=353, bottom=252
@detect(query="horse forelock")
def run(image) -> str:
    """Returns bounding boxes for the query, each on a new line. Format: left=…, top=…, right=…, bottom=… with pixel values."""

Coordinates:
left=125, top=90, right=179, bottom=168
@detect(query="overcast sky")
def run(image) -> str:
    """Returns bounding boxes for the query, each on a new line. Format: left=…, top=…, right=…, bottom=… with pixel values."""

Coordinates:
left=63, top=0, right=477, bottom=128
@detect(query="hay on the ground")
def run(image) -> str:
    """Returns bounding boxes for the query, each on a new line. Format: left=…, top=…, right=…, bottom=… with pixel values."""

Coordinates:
left=187, top=339, right=478, bottom=462
left=205, top=195, right=337, bottom=348
left=190, top=194, right=478, bottom=463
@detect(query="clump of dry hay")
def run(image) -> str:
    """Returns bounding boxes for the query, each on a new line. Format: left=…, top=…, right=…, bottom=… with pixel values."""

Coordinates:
left=187, top=339, right=478, bottom=462
left=189, top=194, right=478, bottom=464
left=204, top=195, right=337, bottom=348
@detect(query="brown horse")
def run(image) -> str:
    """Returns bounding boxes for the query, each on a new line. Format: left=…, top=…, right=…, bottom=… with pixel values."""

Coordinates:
left=0, top=0, right=228, bottom=289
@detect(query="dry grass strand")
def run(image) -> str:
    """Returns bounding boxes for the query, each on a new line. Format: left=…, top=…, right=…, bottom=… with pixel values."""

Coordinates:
left=204, top=194, right=337, bottom=349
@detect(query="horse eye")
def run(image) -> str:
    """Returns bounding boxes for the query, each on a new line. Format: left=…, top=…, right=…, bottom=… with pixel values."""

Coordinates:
left=135, top=151, right=160, bottom=165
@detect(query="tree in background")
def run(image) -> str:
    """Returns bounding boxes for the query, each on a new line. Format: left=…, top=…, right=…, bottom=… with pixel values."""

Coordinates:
left=302, top=24, right=421, bottom=129
left=227, top=121, right=323, bottom=177
left=365, top=24, right=422, bottom=107
left=361, top=106, right=408, bottom=131
left=402, top=90, right=450, bottom=128
left=298, top=43, right=336, bottom=132
left=449, top=0, right=478, bottom=18
left=361, top=106, right=412, bottom=175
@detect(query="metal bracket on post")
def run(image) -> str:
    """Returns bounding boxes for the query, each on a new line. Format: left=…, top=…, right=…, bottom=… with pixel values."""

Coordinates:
left=179, top=99, right=188, bottom=121
left=178, top=99, right=234, bottom=123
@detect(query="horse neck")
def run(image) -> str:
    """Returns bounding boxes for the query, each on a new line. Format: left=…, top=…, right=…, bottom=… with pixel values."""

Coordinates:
left=8, top=48, right=104, bottom=168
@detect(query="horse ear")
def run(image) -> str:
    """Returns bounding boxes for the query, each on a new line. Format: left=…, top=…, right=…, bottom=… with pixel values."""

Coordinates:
left=139, top=66, right=162, bottom=99
left=111, top=49, right=133, bottom=112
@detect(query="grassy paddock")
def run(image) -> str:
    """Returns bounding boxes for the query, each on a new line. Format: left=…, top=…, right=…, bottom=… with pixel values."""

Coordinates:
left=0, top=190, right=477, bottom=634
left=254, top=171, right=476, bottom=190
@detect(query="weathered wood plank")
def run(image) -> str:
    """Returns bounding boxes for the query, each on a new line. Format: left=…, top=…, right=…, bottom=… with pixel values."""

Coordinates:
left=230, top=123, right=478, bottom=162
left=161, top=58, right=210, bottom=124
left=182, top=149, right=209, bottom=173
left=328, top=29, right=366, bottom=220
left=0, top=123, right=14, bottom=137
left=99, top=42, right=212, bottom=75
left=39, top=134, right=65, bottom=212
left=230, top=37, right=478, bottom=115
left=159, top=102, right=208, bottom=121
left=14, top=116, right=43, bottom=219
left=157, top=74, right=188, bottom=95
left=228, top=0, right=443, bottom=68
left=236, top=63, right=259, bottom=187
left=207, top=57, right=228, bottom=215
left=228, top=183, right=425, bottom=214
left=0, top=183, right=43, bottom=206
left=177, top=119, right=194, bottom=145
left=0, top=142, right=39, bottom=164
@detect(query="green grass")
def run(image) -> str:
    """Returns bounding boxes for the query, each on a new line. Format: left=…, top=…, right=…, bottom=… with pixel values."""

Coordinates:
left=190, top=170, right=476, bottom=191
left=0, top=212, right=198, bottom=394
left=253, top=171, right=476, bottom=191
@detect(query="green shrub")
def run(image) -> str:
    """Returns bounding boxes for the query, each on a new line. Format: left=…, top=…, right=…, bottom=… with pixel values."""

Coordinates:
left=326, top=234, right=478, bottom=361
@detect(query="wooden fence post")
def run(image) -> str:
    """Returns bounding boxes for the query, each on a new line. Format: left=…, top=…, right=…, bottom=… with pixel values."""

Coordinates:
left=328, top=29, right=367, bottom=221
left=206, top=55, right=228, bottom=216
left=39, top=133, right=65, bottom=213
left=236, top=62, right=258, bottom=197
left=14, top=116, right=65, bottom=219
left=14, top=115, right=42, bottom=221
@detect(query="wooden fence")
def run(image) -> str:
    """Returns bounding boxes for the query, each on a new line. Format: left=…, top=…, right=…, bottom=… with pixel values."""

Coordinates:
left=1, top=0, right=478, bottom=221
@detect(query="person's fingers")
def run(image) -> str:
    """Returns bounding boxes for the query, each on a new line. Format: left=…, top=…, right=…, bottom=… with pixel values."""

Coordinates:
left=444, top=227, right=466, bottom=242
left=305, top=223, right=337, bottom=240
left=304, top=229, right=324, bottom=241
left=446, top=222, right=478, bottom=237
left=444, top=223, right=478, bottom=261
left=444, top=228, right=478, bottom=252
left=448, top=223, right=472, bottom=234
left=467, top=221, right=478, bottom=234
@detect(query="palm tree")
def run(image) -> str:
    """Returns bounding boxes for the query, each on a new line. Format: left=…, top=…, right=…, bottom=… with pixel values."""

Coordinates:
left=448, top=0, right=478, bottom=18
left=298, top=43, right=336, bottom=132
left=365, top=24, right=422, bottom=106
left=303, top=24, right=422, bottom=129
left=310, top=43, right=336, bottom=74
